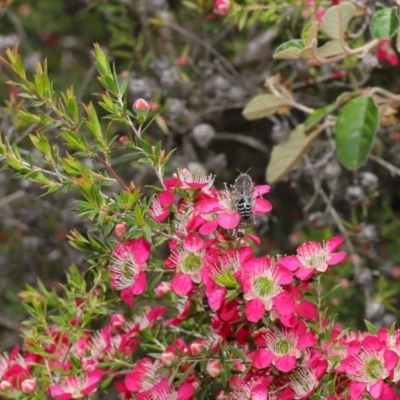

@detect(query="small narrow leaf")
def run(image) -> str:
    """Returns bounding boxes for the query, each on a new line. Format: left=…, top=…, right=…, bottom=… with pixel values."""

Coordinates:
left=305, top=103, right=336, bottom=131
left=266, top=124, right=323, bottom=184
left=320, top=2, right=356, bottom=39
left=242, top=94, right=291, bottom=120
left=364, top=319, right=378, bottom=334
left=370, top=7, right=399, bottom=39
left=335, top=96, right=380, bottom=170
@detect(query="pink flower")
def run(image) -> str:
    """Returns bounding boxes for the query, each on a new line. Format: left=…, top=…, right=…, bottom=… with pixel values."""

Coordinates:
left=49, top=370, right=103, bottom=399
left=279, top=236, right=346, bottom=281
left=339, top=335, right=399, bottom=399
left=241, top=257, right=294, bottom=322
left=214, top=0, right=230, bottom=16
left=132, top=98, right=149, bottom=110
left=166, top=234, right=207, bottom=295
left=109, top=238, right=151, bottom=302
left=253, top=322, right=317, bottom=372
left=149, top=189, right=174, bottom=222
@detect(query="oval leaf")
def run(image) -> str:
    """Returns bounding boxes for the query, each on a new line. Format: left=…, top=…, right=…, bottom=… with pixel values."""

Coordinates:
left=370, top=7, right=399, bottom=39
left=316, top=40, right=346, bottom=58
left=273, top=39, right=304, bottom=60
left=266, top=124, right=323, bottom=184
left=335, top=96, right=380, bottom=170
left=242, top=94, right=291, bottom=121
left=320, top=2, right=356, bottom=39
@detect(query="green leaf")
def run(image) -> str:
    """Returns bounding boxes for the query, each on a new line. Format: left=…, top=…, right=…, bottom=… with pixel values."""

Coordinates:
left=266, top=124, right=323, bottom=184
left=364, top=319, right=378, bottom=334
left=305, top=103, right=336, bottom=131
left=335, top=96, right=380, bottom=170
left=320, top=2, right=356, bottom=39
left=370, top=7, right=399, bottom=39
left=242, top=94, right=291, bottom=120
left=302, top=21, right=319, bottom=46
left=273, top=39, right=304, bottom=60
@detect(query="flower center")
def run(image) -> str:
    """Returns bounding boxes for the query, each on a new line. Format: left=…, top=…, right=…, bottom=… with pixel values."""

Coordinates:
left=253, top=276, right=275, bottom=298
left=181, top=253, right=202, bottom=274
left=366, top=358, right=384, bottom=380
left=277, top=339, right=290, bottom=354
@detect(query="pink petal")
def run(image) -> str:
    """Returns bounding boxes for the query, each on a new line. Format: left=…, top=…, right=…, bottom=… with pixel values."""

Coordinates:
left=195, top=199, right=221, bottom=213
left=297, top=241, right=320, bottom=257
left=279, top=314, right=299, bottom=328
left=296, top=301, right=317, bottom=320
left=172, top=274, right=193, bottom=295
left=245, top=298, right=265, bottom=322
left=243, top=234, right=261, bottom=245
left=184, top=233, right=204, bottom=251
left=254, top=198, right=272, bottom=214
left=327, top=236, right=344, bottom=253
left=297, top=332, right=317, bottom=348
left=207, top=287, right=226, bottom=311
left=177, top=383, right=195, bottom=400
left=199, top=220, right=219, bottom=235
left=273, top=292, right=295, bottom=316
left=369, top=379, right=383, bottom=399
left=154, top=210, right=169, bottom=222
left=81, top=370, right=103, bottom=395
left=252, top=349, right=273, bottom=369
left=277, top=255, right=302, bottom=272
left=384, top=349, right=399, bottom=371
left=327, top=251, right=346, bottom=265
left=295, top=267, right=315, bottom=281
left=276, top=266, right=293, bottom=285
left=120, top=288, right=135, bottom=307
left=125, top=371, right=140, bottom=392
left=218, top=212, right=241, bottom=229
left=349, top=381, right=366, bottom=400
left=253, top=185, right=270, bottom=196
left=159, top=190, right=174, bottom=206
left=275, top=355, right=297, bottom=372
left=251, top=385, right=268, bottom=400
left=131, top=271, right=147, bottom=295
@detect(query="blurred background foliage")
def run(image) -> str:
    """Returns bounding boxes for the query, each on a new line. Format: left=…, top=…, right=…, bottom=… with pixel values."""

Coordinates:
left=1, top=0, right=400, bottom=352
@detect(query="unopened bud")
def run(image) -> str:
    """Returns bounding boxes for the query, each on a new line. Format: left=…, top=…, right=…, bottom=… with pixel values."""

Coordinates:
left=119, top=135, right=129, bottom=146
left=161, top=351, right=175, bottom=366
left=0, top=380, right=11, bottom=391
left=133, top=98, right=149, bottom=110
left=206, top=359, right=221, bottom=377
left=214, top=0, right=230, bottom=16
left=114, top=223, right=126, bottom=237
left=189, top=342, right=203, bottom=355
left=21, top=379, right=36, bottom=393
left=154, top=281, right=172, bottom=297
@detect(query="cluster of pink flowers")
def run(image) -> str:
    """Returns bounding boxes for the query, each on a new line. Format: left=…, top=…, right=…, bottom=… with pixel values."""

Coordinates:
left=3, top=168, right=400, bottom=399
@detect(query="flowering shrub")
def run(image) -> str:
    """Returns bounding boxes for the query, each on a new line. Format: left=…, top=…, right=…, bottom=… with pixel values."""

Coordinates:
left=1, top=1, right=400, bottom=399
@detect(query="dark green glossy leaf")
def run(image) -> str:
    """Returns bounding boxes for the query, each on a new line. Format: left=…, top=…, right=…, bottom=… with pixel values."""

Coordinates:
left=335, top=96, right=380, bottom=170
